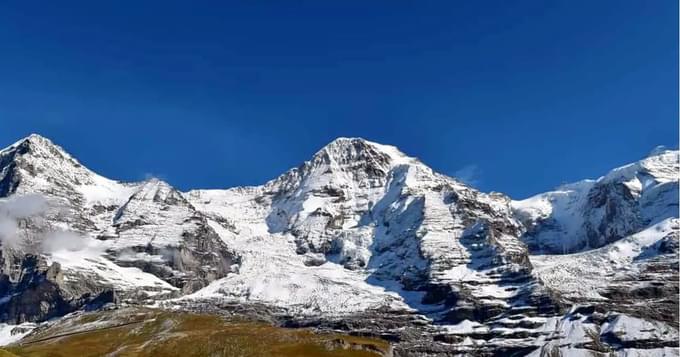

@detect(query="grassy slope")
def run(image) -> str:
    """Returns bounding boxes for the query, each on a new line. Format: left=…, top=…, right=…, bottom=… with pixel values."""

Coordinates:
left=6, top=309, right=389, bottom=357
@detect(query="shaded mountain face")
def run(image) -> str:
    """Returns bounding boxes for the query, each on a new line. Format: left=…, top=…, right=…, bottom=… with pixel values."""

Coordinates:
left=513, top=149, right=679, bottom=254
left=0, top=134, right=677, bottom=356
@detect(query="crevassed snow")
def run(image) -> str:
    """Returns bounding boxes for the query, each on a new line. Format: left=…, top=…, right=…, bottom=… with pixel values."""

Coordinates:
left=530, top=218, right=678, bottom=300
left=183, top=220, right=409, bottom=314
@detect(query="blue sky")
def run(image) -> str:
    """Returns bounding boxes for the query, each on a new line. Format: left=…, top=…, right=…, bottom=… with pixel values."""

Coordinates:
left=0, top=1, right=677, bottom=198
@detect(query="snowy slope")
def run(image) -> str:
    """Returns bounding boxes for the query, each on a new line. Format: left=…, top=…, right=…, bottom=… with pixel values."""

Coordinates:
left=513, top=149, right=679, bottom=253
left=185, top=222, right=409, bottom=314
left=184, top=138, right=540, bottom=322
left=531, top=217, right=678, bottom=301
left=0, top=133, right=137, bottom=213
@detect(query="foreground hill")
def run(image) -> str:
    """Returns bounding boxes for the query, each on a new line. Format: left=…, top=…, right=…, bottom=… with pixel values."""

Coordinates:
left=4, top=308, right=389, bottom=357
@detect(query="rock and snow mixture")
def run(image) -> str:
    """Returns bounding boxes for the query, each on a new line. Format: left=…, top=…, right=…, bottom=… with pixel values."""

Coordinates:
left=0, top=134, right=677, bottom=356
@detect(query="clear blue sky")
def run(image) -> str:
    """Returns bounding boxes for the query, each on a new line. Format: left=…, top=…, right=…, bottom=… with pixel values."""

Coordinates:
left=0, top=1, right=677, bottom=198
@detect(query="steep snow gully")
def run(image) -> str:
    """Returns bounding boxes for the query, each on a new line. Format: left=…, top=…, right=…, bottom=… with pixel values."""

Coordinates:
left=0, top=134, right=677, bottom=356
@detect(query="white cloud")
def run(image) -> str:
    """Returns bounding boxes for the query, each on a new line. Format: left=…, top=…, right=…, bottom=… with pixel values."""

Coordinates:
left=41, top=231, right=89, bottom=253
left=0, top=194, right=90, bottom=253
left=0, top=194, right=47, bottom=219
left=453, top=164, right=481, bottom=186
left=0, top=194, right=48, bottom=248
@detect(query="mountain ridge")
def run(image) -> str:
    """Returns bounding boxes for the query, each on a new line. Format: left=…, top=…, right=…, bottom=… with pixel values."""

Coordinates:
left=0, top=133, right=677, bottom=356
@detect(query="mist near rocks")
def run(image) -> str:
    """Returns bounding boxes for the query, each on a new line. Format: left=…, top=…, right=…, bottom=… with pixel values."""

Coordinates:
left=0, top=194, right=89, bottom=253
left=41, top=231, right=90, bottom=253
left=0, top=194, right=47, bottom=218
left=0, top=194, right=48, bottom=248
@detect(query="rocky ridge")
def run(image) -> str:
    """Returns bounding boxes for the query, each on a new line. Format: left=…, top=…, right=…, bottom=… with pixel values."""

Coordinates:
left=0, top=134, right=676, bottom=356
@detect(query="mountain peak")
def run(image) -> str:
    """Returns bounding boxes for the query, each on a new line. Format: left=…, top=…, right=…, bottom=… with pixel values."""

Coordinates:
left=10, top=133, right=53, bottom=148
left=313, top=137, right=416, bottom=169
left=262, top=137, right=423, bottom=198
left=129, top=178, right=185, bottom=205
left=0, top=134, right=101, bottom=197
left=600, top=148, right=679, bottom=186
left=25, top=133, right=50, bottom=142
left=326, top=136, right=366, bottom=144
left=319, top=137, right=377, bottom=153
left=3, top=134, right=75, bottom=162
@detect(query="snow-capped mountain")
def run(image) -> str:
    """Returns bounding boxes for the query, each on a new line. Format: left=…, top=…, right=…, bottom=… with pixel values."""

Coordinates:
left=0, top=135, right=236, bottom=321
left=186, top=138, right=542, bottom=318
left=513, top=148, right=678, bottom=254
left=0, top=134, right=677, bottom=356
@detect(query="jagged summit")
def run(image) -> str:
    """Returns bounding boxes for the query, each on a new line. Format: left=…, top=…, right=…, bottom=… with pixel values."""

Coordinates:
left=313, top=137, right=415, bottom=165
left=3, top=133, right=74, bottom=160
left=0, top=134, right=134, bottom=207
left=2, top=134, right=72, bottom=169
left=256, top=137, right=427, bottom=201
left=0, top=134, right=95, bottom=198
left=18, top=133, right=54, bottom=144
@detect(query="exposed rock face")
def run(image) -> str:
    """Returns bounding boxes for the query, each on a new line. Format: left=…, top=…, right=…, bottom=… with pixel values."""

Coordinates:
left=0, top=249, right=115, bottom=323
left=0, top=134, right=677, bottom=356
left=108, top=179, right=238, bottom=293
left=0, top=135, right=236, bottom=321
